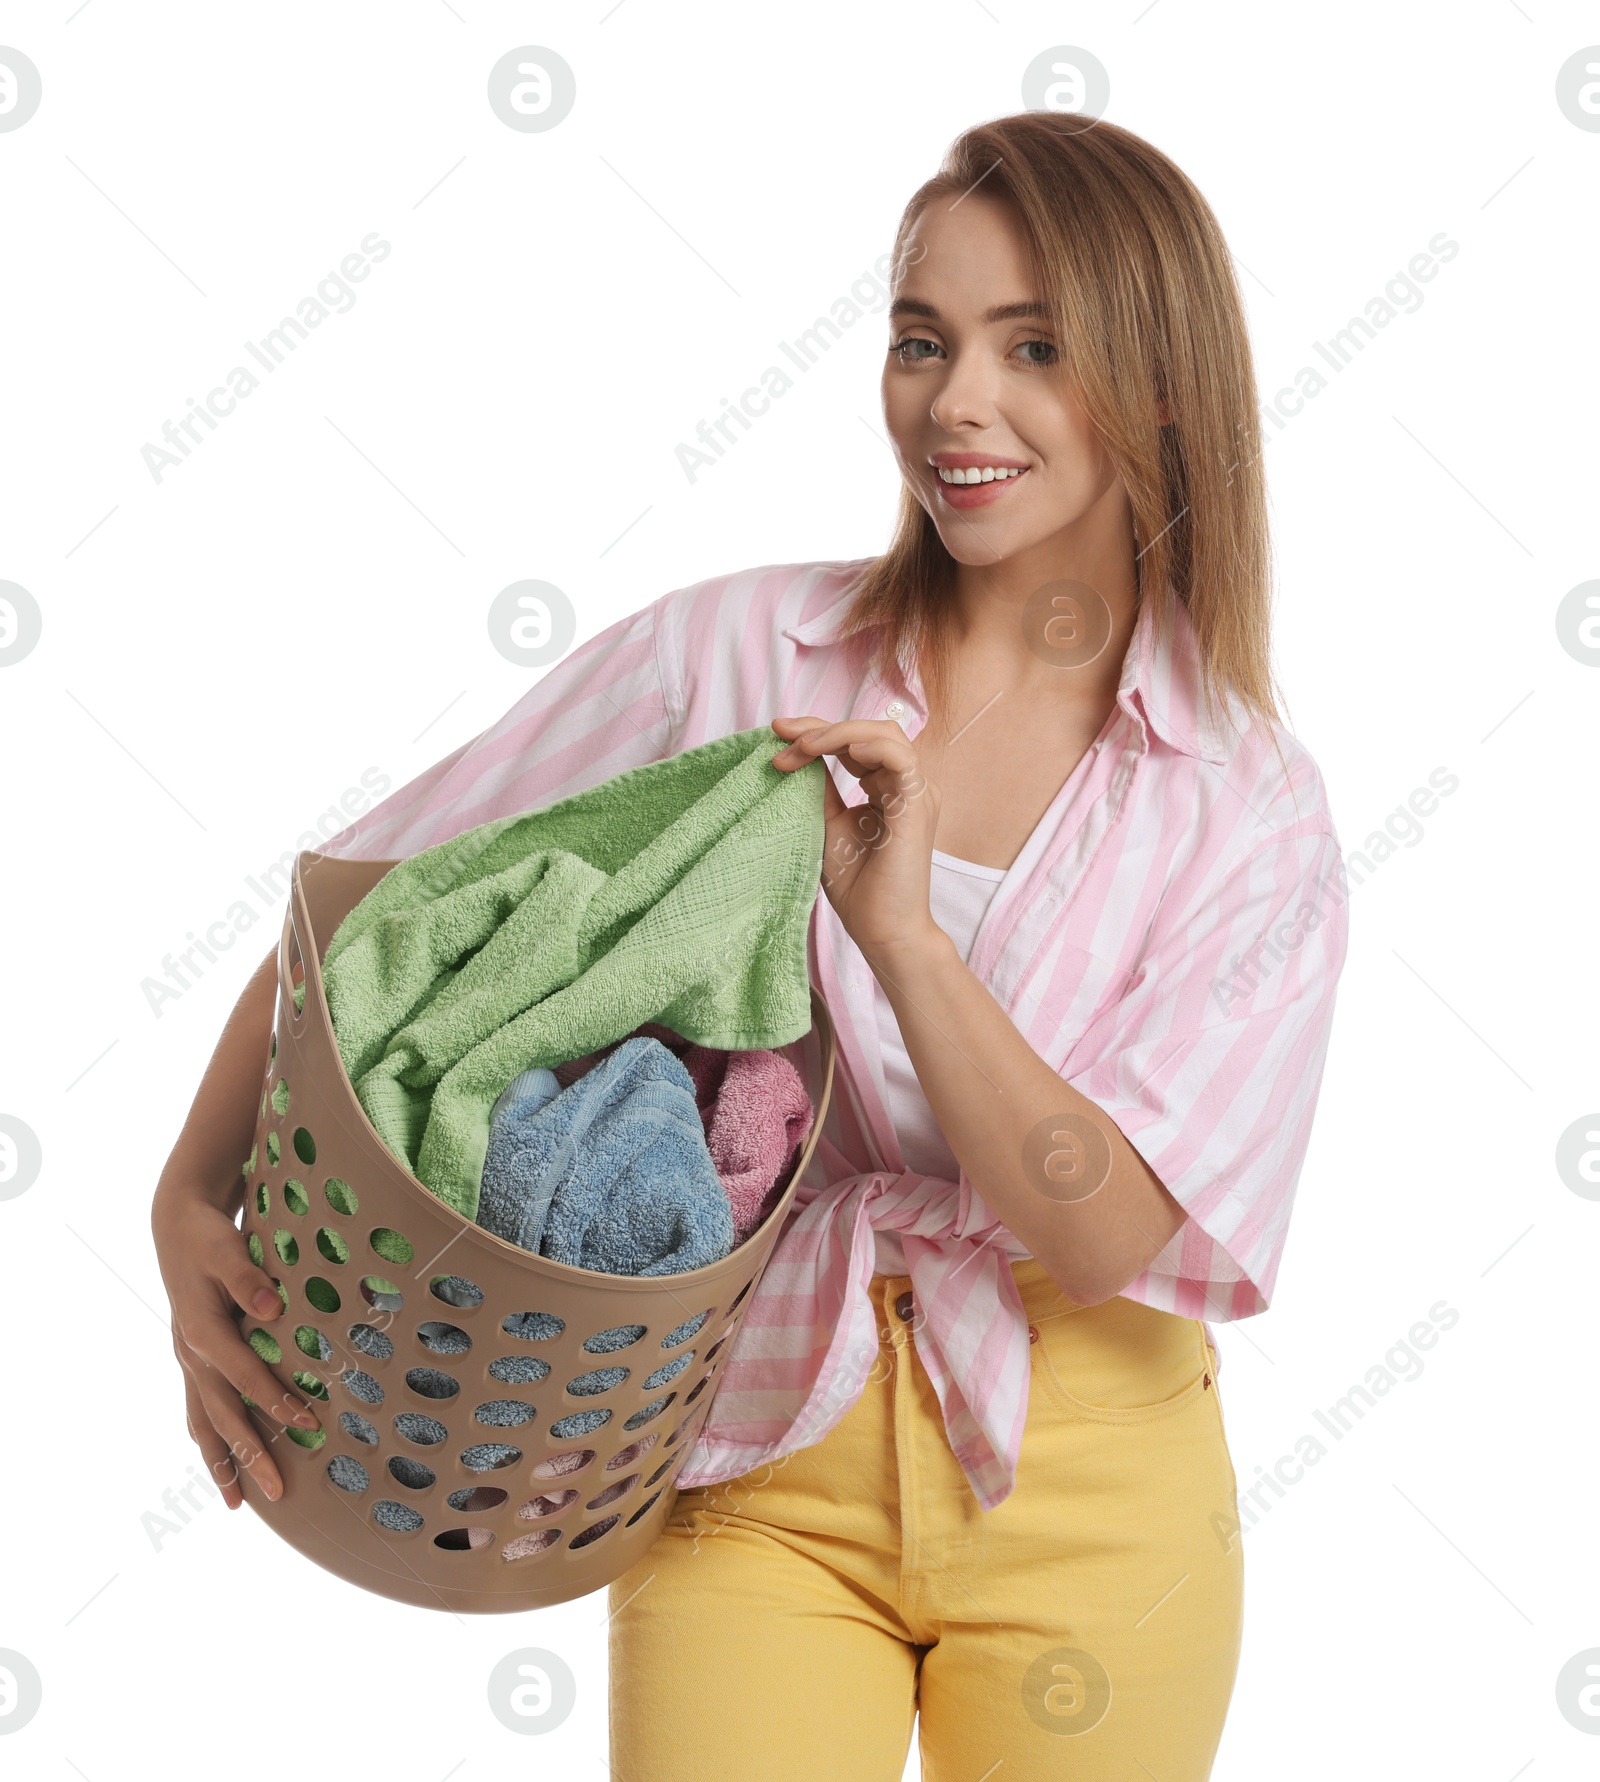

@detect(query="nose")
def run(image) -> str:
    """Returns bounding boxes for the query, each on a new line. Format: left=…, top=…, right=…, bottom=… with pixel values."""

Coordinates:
left=927, top=345, right=1001, bottom=433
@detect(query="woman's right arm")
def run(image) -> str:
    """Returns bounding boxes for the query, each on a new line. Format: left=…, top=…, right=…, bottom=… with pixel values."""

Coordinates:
left=151, top=945, right=321, bottom=1508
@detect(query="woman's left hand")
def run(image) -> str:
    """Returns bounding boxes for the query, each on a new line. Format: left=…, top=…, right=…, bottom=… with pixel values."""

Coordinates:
left=769, top=715, right=943, bottom=963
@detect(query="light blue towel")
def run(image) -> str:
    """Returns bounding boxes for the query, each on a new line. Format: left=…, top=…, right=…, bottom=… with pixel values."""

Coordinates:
left=479, top=1037, right=733, bottom=1276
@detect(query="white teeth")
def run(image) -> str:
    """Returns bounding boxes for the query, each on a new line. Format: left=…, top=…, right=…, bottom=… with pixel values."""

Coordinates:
left=936, top=465, right=1022, bottom=484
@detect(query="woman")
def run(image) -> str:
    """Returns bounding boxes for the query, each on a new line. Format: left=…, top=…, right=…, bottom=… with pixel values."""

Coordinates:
left=152, top=113, right=1348, bottom=1779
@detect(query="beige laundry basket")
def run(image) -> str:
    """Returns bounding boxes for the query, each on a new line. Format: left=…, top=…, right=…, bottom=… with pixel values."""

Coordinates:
left=233, top=848, right=834, bottom=1613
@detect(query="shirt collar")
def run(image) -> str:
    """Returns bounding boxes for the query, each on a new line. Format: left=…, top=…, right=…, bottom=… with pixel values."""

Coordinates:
left=781, top=578, right=1241, bottom=766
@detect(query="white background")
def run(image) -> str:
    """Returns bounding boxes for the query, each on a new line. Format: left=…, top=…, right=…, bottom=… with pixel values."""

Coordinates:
left=2, top=3, right=1597, bottom=1777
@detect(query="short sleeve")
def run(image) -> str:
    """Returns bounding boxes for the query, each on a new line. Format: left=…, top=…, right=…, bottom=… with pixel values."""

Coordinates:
left=318, top=594, right=681, bottom=864
left=1065, top=828, right=1350, bottom=1320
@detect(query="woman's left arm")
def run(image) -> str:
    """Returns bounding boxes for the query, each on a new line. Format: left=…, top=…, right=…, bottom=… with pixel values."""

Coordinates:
left=771, top=711, right=1186, bottom=1306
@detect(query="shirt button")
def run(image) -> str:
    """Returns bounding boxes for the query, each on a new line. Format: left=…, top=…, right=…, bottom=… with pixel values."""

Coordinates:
left=894, top=1290, right=915, bottom=1323
left=884, top=700, right=906, bottom=720
left=1027, top=1324, right=1039, bottom=1344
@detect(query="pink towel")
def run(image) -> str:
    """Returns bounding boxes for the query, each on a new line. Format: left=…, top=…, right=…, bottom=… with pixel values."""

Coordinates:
left=552, top=1024, right=812, bottom=1244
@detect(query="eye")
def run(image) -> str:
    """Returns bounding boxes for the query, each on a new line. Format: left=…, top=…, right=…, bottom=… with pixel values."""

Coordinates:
left=1015, top=338, right=1059, bottom=366
left=890, top=335, right=943, bottom=364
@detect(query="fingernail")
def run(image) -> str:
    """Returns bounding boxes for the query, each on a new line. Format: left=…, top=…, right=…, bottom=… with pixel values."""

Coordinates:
left=293, top=1411, right=318, bottom=1428
left=264, top=1481, right=280, bottom=1501
left=252, top=1290, right=278, bottom=1314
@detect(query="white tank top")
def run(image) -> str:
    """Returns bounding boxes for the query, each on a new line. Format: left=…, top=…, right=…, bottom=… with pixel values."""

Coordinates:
left=871, top=848, right=1020, bottom=1276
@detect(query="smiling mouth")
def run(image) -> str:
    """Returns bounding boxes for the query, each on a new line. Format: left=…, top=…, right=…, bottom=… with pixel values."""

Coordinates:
left=935, top=465, right=1028, bottom=484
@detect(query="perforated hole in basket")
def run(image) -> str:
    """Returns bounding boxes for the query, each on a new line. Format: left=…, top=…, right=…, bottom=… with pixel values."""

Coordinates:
left=475, top=1399, right=537, bottom=1427
left=306, top=1277, right=341, bottom=1314
left=339, top=1411, right=379, bottom=1445
left=327, top=1454, right=369, bottom=1493
left=461, top=1442, right=522, bottom=1473
left=389, top=1456, right=436, bottom=1491
left=606, top=1434, right=658, bottom=1471
left=349, top=1323, right=393, bottom=1361
left=430, top=1274, right=483, bottom=1309
left=569, top=1515, right=620, bottom=1551
left=586, top=1474, right=637, bottom=1511
left=448, top=1485, right=507, bottom=1512
left=370, top=1227, right=414, bottom=1265
left=660, top=1310, right=711, bottom=1347
left=519, top=1489, right=578, bottom=1520
left=360, top=1276, right=402, bottom=1313
left=502, top=1529, right=562, bottom=1562
left=643, top=1353, right=693, bottom=1389
left=324, top=1178, right=359, bottom=1216
left=532, top=1449, right=594, bottom=1479
left=406, top=1368, right=460, bottom=1400
left=343, top=1371, right=384, bottom=1405
left=626, top=1492, right=663, bottom=1528
left=434, top=1527, right=493, bottom=1551
left=395, top=1412, right=448, bottom=1447
left=624, top=1394, right=675, bottom=1432
left=316, top=1227, right=350, bottom=1265
left=488, top=1353, right=549, bottom=1385
left=584, top=1324, right=645, bottom=1354
left=283, top=1179, right=309, bottom=1216
left=551, top=1409, right=610, bottom=1439
left=503, top=1311, right=564, bottom=1343
left=567, top=1367, right=627, bottom=1397
left=373, top=1500, right=423, bottom=1533
left=417, top=1321, right=472, bottom=1356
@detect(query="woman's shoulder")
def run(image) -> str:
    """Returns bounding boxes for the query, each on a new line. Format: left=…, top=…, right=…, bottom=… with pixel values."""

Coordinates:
left=1206, top=698, right=1344, bottom=860
left=648, top=555, right=876, bottom=641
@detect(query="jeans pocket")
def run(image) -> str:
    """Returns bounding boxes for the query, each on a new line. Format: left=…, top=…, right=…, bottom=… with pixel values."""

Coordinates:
left=1032, top=1294, right=1213, bottom=1425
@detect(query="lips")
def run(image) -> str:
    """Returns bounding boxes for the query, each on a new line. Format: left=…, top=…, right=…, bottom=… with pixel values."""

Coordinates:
left=928, top=455, right=1032, bottom=509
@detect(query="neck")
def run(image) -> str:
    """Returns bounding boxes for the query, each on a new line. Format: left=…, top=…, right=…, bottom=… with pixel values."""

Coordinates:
left=945, top=482, right=1142, bottom=706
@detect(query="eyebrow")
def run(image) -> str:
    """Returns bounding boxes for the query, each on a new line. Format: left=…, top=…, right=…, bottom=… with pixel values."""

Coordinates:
left=887, top=298, right=1053, bottom=324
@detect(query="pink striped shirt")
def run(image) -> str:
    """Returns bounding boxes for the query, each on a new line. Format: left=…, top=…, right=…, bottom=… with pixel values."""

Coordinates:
left=319, top=559, right=1349, bottom=1510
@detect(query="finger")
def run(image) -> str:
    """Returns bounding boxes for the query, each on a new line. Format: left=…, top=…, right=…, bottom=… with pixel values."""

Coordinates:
left=215, top=1228, right=293, bottom=1321
left=181, top=1307, right=321, bottom=1431
left=773, top=721, right=919, bottom=780
left=183, top=1373, right=247, bottom=1509
left=184, top=1352, right=287, bottom=1504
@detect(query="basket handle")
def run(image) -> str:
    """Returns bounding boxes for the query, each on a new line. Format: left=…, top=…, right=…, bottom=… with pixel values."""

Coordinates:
left=278, top=891, right=309, bottom=1031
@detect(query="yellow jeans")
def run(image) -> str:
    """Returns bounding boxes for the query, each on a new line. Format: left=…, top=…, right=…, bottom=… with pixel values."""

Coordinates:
left=608, top=1259, right=1244, bottom=1780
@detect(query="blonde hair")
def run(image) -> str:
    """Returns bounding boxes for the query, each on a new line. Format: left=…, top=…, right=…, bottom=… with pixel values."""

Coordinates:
left=842, top=111, right=1279, bottom=746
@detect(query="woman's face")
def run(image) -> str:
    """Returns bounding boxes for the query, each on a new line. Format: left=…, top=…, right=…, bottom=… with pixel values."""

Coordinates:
left=881, top=193, right=1124, bottom=570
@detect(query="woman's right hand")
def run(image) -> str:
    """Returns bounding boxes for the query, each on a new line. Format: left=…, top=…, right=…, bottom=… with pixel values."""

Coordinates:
left=153, top=1185, right=321, bottom=1509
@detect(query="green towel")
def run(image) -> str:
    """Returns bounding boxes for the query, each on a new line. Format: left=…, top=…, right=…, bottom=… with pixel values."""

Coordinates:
left=321, top=724, right=825, bottom=1220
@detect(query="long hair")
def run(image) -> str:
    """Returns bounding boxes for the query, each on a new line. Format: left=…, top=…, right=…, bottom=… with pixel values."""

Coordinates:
left=842, top=112, right=1279, bottom=745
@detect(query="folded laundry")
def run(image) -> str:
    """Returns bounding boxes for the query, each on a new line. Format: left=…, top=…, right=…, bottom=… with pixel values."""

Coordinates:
left=479, top=1037, right=734, bottom=1276
left=321, top=725, right=824, bottom=1220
